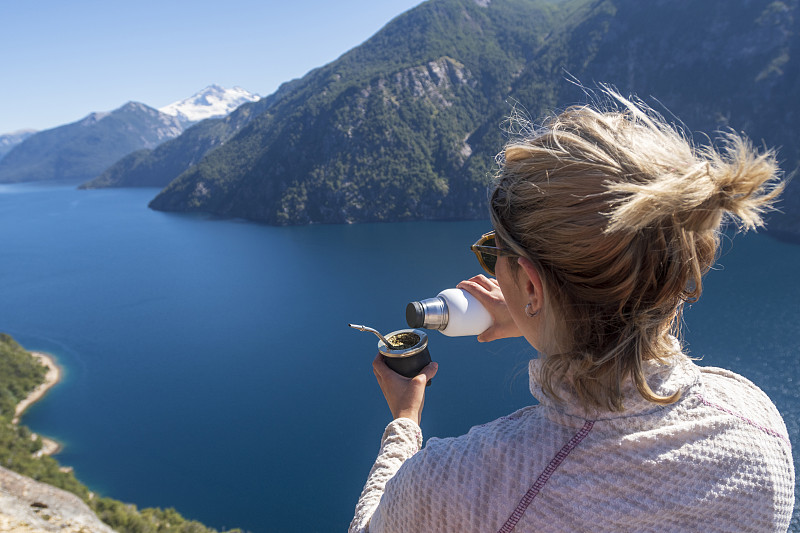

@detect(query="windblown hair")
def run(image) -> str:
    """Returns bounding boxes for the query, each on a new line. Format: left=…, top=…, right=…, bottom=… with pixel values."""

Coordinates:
left=490, top=90, right=784, bottom=411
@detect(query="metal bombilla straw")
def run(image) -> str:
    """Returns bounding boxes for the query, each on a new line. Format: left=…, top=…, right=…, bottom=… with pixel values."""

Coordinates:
left=348, top=323, right=391, bottom=346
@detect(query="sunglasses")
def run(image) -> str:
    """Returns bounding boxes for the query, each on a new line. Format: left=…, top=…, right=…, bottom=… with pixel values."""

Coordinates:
left=471, top=231, right=520, bottom=276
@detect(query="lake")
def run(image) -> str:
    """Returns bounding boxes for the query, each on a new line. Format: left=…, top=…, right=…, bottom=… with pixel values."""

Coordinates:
left=1, top=183, right=798, bottom=531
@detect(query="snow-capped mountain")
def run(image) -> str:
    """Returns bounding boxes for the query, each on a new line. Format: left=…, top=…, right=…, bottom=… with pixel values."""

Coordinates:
left=159, top=85, right=260, bottom=123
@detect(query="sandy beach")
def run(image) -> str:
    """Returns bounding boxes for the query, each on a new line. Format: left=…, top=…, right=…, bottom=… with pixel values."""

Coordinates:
left=12, top=351, right=62, bottom=456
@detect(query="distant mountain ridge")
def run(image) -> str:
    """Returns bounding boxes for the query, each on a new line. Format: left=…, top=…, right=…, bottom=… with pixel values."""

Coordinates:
left=137, top=0, right=799, bottom=238
left=0, top=130, right=36, bottom=161
left=0, top=85, right=260, bottom=185
left=80, top=80, right=300, bottom=190
left=0, top=102, right=184, bottom=184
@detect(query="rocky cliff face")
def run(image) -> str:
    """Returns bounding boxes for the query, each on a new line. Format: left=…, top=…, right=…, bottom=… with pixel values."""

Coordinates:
left=0, top=466, right=115, bottom=533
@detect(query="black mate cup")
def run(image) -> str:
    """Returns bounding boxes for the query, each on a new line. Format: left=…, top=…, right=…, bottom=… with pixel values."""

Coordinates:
left=378, top=328, right=431, bottom=384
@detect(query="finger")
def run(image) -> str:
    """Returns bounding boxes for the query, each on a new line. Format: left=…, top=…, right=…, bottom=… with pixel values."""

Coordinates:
left=418, top=361, right=439, bottom=381
left=374, top=355, right=415, bottom=387
left=373, top=353, right=392, bottom=374
left=477, top=327, right=500, bottom=343
left=459, top=274, right=490, bottom=286
left=457, top=279, right=486, bottom=296
left=477, top=331, right=490, bottom=343
left=372, top=353, right=389, bottom=383
left=408, top=362, right=438, bottom=387
left=465, top=275, right=500, bottom=296
left=473, top=274, right=495, bottom=288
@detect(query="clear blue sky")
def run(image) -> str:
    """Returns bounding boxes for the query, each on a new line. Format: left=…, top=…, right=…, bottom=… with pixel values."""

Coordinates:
left=0, top=0, right=424, bottom=134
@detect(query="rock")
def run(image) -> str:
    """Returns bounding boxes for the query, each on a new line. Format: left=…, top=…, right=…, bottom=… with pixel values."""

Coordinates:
left=0, top=466, right=115, bottom=533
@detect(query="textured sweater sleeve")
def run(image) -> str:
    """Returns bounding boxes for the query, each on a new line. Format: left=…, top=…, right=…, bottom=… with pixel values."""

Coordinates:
left=349, top=418, right=423, bottom=533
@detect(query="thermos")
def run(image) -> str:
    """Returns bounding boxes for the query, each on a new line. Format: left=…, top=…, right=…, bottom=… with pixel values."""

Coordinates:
left=406, top=288, right=492, bottom=337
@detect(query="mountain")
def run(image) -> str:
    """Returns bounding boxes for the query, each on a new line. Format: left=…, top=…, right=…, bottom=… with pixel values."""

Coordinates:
left=79, top=80, right=299, bottom=190
left=158, top=85, right=261, bottom=124
left=143, top=0, right=798, bottom=236
left=0, top=103, right=183, bottom=184
left=0, top=130, right=36, bottom=161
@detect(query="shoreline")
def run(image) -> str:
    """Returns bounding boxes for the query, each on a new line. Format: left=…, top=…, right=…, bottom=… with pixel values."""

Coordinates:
left=12, top=351, right=63, bottom=455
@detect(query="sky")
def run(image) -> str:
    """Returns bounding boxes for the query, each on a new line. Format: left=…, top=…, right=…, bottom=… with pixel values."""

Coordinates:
left=0, top=0, right=425, bottom=134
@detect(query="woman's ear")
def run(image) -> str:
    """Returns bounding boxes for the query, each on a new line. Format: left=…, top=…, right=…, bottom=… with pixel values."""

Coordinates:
left=517, top=257, right=544, bottom=312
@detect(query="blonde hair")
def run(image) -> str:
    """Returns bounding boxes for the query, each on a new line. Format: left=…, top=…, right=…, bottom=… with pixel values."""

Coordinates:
left=490, top=90, right=784, bottom=411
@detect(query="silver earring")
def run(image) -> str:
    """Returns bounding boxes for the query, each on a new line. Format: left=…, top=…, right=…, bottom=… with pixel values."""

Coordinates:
left=524, top=303, right=540, bottom=318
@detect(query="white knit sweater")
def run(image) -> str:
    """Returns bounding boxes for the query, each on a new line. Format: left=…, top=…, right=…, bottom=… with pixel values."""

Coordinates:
left=350, top=354, right=795, bottom=532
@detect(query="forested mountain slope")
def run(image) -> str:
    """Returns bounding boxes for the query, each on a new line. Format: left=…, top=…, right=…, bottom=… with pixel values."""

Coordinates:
left=143, top=0, right=798, bottom=235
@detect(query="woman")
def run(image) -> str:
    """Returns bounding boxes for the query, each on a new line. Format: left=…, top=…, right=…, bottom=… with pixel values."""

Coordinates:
left=349, top=91, right=795, bottom=532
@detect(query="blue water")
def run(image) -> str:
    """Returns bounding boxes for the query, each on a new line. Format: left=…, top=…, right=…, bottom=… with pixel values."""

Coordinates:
left=0, top=184, right=798, bottom=531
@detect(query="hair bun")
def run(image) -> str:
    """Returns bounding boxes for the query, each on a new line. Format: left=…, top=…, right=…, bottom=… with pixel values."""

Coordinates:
left=605, top=133, right=783, bottom=235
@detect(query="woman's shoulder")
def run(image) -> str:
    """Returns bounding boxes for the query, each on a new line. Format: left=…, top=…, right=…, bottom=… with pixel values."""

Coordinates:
left=696, top=365, right=789, bottom=440
left=425, top=404, right=546, bottom=447
left=418, top=403, right=582, bottom=470
left=698, top=365, right=775, bottom=406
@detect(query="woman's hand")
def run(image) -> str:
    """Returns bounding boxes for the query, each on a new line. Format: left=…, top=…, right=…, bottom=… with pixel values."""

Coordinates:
left=458, top=275, right=522, bottom=342
left=372, top=354, right=438, bottom=426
